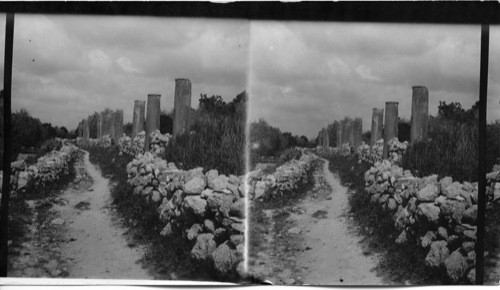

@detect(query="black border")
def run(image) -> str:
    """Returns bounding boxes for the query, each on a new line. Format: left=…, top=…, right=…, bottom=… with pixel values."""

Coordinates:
left=0, top=2, right=498, bottom=24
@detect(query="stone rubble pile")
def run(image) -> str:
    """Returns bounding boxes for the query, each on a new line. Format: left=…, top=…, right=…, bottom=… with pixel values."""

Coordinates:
left=247, top=152, right=318, bottom=200
left=363, top=160, right=494, bottom=283
left=125, top=152, right=245, bottom=276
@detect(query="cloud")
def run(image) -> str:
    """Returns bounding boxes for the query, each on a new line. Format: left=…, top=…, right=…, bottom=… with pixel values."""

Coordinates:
left=87, top=49, right=112, bottom=70
left=8, top=15, right=250, bottom=130
left=355, top=65, right=380, bottom=81
left=116, top=56, right=142, bottom=74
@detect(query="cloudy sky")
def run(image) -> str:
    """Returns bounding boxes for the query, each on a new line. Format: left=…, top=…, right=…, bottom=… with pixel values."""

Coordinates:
left=0, top=15, right=499, bottom=137
left=0, top=14, right=250, bottom=130
left=248, top=22, right=500, bottom=138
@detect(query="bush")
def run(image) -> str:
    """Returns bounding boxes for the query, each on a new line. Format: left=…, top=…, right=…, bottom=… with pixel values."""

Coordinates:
left=402, top=118, right=478, bottom=182
left=163, top=92, right=246, bottom=175
left=277, top=147, right=301, bottom=164
left=39, top=138, right=62, bottom=154
left=402, top=101, right=481, bottom=182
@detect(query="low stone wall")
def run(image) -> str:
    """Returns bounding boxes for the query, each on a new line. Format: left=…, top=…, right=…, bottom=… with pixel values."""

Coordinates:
left=317, top=138, right=407, bottom=166
left=80, top=130, right=171, bottom=157
left=363, top=160, right=500, bottom=283
left=357, top=138, right=408, bottom=165
left=126, top=152, right=245, bottom=277
left=5, top=143, right=78, bottom=194
left=247, top=152, right=317, bottom=200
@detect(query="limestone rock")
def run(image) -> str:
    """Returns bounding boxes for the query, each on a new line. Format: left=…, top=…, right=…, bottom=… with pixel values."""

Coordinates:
left=254, top=181, right=268, bottom=199
left=434, top=195, right=447, bottom=206
left=184, top=196, right=207, bottom=217
left=191, top=233, right=217, bottom=260
left=408, top=197, right=418, bottom=214
left=462, top=242, right=475, bottom=253
left=467, top=268, right=476, bottom=284
left=206, top=192, right=234, bottom=217
left=187, top=223, right=203, bottom=241
left=462, top=205, right=477, bottom=224
left=211, top=242, right=239, bottom=275
left=425, top=240, right=449, bottom=268
left=160, top=223, right=173, bottom=236
left=417, top=203, right=440, bottom=224
left=231, top=222, right=245, bottom=233
left=387, top=198, right=397, bottom=210
left=204, top=219, right=215, bottom=233
left=230, top=234, right=244, bottom=246
left=395, top=230, right=408, bottom=244
left=51, top=218, right=64, bottom=225
left=393, top=205, right=410, bottom=230
left=17, top=171, right=29, bottom=189
left=445, top=249, right=469, bottom=282
left=210, top=175, right=230, bottom=192
left=183, top=176, right=206, bottom=195
left=440, top=199, right=467, bottom=223
left=437, top=227, right=448, bottom=240
left=443, top=182, right=465, bottom=199
left=206, top=169, right=218, bottom=186
left=420, top=231, right=437, bottom=249
left=229, top=199, right=245, bottom=218
left=416, top=184, right=439, bottom=202
left=439, top=176, right=453, bottom=192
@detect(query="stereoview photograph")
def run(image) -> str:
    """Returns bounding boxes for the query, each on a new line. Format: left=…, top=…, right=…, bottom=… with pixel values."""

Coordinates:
left=0, top=12, right=499, bottom=287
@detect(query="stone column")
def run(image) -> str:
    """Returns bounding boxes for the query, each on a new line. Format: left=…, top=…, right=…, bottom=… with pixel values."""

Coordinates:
left=77, top=121, right=82, bottom=138
left=97, top=113, right=102, bottom=139
left=353, top=118, right=362, bottom=148
left=83, top=118, right=90, bottom=140
left=173, top=78, right=192, bottom=137
left=383, top=102, right=399, bottom=159
left=370, top=108, right=384, bottom=146
left=341, top=119, right=349, bottom=146
left=108, top=111, right=116, bottom=140
left=323, top=127, right=329, bottom=149
left=336, top=121, right=342, bottom=147
left=132, top=100, right=146, bottom=138
left=410, top=86, right=429, bottom=144
left=101, top=112, right=109, bottom=137
left=346, top=119, right=354, bottom=146
left=145, top=94, right=161, bottom=151
left=115, top=109, right=124, bottom=140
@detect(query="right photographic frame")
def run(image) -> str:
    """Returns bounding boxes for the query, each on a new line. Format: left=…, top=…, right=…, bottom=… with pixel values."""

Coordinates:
left=246, top=19, right=498, bottom=285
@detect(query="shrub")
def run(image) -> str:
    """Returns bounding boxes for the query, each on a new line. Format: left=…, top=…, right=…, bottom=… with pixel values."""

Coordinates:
left=277, top=147, right=302, bottom=164
left=163, top=92, right=246, bottom=175
left=402, top=118, right=478, bottom=182
left=39, top=138, right=62, bottom=154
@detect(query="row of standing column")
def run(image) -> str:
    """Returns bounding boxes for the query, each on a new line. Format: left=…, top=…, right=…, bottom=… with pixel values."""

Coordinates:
left=321, top=86, right=429, bottom=160
left=79, top=78, right=193, bottom=152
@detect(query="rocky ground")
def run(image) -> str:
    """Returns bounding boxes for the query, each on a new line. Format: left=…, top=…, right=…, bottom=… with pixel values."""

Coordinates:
left=8, top=149, right=153, bottom=279
left=249, top=157, right=383, bottom=285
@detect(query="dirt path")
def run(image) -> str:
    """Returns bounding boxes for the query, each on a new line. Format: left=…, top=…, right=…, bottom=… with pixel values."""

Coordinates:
left=8, top=149, right=153, bottom=279
left=54, top=150, right=152, bottom=279
left=248, top=156, right=383, bottom=285
left=291, top=157, right=382, bottom=285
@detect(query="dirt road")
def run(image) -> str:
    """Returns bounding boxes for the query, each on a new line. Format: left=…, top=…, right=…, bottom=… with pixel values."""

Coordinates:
left=291, top=157, right=382, bottom=285
left=8, top=149, right=153, bottom=279
left=249, top=156, right=383, bottom=285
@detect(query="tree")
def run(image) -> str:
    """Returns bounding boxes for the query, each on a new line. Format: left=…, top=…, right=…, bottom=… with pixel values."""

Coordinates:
left=12, top=109, right=43, bottom=153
